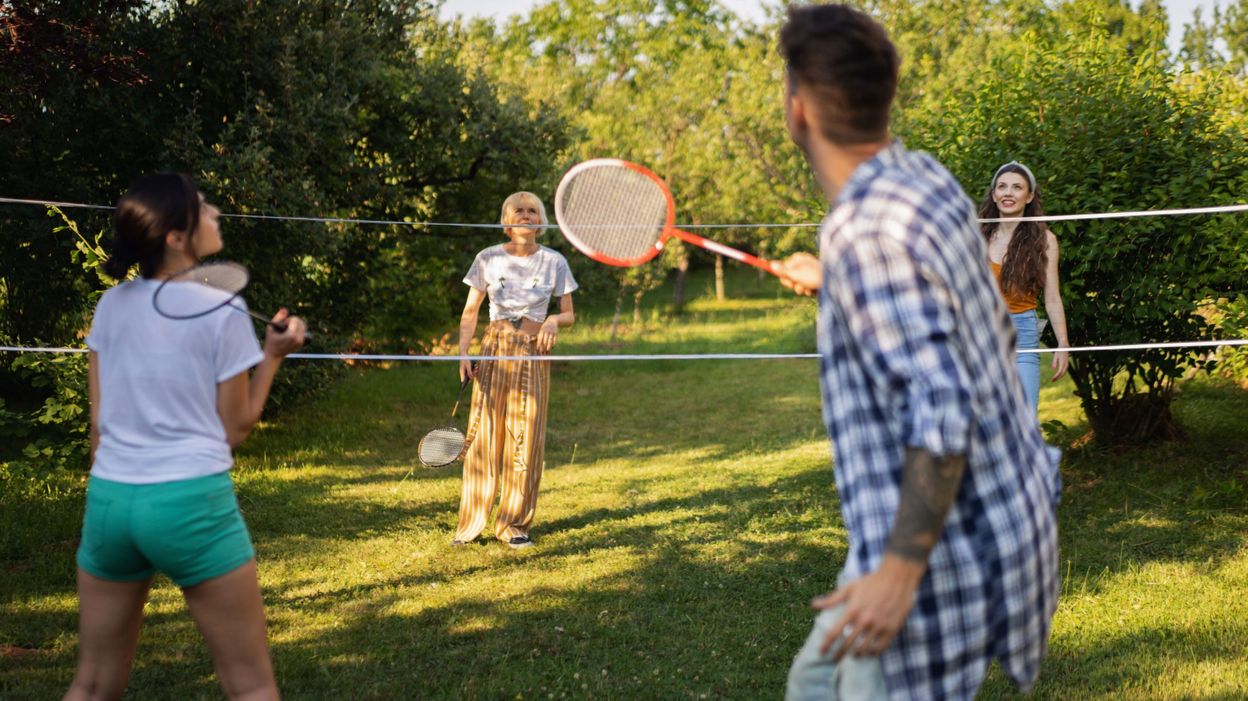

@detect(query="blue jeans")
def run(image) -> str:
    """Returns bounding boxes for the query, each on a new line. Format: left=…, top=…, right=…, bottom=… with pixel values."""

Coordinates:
left=786, top=605, right=889, bottom=701
left=1012, top=310, right=1040, bottom=413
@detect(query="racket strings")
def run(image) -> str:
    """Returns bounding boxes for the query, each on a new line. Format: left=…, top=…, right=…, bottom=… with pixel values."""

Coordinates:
left=558, top=164, right=668, bottom=260
left=180, top=263, right=249, bottom=294
left=418, top=428, right=465, bottom=467
left=153, top=262, right=251, bottom=320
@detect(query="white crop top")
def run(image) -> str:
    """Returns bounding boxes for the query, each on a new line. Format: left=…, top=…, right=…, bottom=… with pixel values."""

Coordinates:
left=463, top=245, right=578, bottom=322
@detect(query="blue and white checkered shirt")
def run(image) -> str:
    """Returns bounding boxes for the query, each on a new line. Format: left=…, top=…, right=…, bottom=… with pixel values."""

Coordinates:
left=816, top=141, right=1061, bottom=700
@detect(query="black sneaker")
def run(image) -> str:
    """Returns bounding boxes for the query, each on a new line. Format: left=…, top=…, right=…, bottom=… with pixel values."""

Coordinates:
left=450, top=539, right=468, bottom=547
left=507, top=535, right=533, bottom=549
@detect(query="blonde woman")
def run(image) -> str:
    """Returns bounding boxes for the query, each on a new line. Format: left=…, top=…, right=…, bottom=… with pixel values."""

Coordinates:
left=453, top=192, right=577, bottom=548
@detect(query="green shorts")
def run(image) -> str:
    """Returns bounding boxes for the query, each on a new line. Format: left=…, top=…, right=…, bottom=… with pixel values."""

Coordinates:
left=76, top=471, right=255, bottom=588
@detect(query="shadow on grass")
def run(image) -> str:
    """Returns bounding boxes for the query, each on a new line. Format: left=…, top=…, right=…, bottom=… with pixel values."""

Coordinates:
left=1051, top=380, right=1248, bottom=593
left=1, top=459, right=842, bottom=700
left=257, top=466, right=841, bottom=699
left=979, top=619, right=1248, bottom=700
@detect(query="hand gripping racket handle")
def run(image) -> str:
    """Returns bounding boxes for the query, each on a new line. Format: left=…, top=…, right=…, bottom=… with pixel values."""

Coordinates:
left=668, top=228, right=776, bottom=275
left=254, top=310, right=312, bottom=343
left=450, top=373, right=472, bottom=418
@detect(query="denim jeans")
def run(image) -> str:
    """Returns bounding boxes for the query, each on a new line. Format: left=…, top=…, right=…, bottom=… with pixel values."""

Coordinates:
left=786, top=605, right=889, bottom=701
left=1012, top=310, right=1040, bottom=413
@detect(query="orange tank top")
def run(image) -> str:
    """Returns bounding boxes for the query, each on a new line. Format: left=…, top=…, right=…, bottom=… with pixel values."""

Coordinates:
left=990, top=261, right=1037, bottom=313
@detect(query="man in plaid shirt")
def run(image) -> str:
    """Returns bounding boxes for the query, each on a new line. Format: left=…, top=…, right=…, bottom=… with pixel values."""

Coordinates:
left=773, top=5, right=1062, bottom=700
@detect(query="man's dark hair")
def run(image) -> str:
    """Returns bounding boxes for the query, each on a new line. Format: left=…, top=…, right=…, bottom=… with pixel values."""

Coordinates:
left=779, top=4, right=899, bottom=145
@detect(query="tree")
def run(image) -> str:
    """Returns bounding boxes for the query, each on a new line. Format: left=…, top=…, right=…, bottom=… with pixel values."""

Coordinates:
left=1181, top=0, right=1248, bottom=75
left=465, top=0, right=806, bottom=312
left=0, top=1, right=571, bottom=463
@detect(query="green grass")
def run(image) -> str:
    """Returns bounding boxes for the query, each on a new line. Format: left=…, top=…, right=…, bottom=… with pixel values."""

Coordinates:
left=3, top=269, right=1247, bottom=699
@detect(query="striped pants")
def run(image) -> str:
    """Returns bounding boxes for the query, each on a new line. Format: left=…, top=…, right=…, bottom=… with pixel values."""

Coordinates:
left=454, top=325, right=551, bottom=543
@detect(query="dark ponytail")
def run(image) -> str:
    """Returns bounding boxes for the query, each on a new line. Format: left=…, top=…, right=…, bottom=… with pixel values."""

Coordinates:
left=104, top=172, right=202, bottom=280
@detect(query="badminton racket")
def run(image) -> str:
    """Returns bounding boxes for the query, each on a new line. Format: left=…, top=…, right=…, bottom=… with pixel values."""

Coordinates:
left=417, top=375, right=473, bottom=468
left=152, top=261, right=309, bottom=338
left=554, top=158, right=779, bottom=276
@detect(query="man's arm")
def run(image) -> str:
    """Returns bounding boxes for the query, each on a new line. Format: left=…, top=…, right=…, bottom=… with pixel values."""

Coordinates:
left=887, top=448, right=967, bottom=564
left=815, top=449, right=967, bottom=660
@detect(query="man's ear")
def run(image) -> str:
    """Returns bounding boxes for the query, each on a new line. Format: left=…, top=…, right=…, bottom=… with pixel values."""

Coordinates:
left=789, top=91, right=808, bottom=129
left=784, top=75, right=807, bottom=131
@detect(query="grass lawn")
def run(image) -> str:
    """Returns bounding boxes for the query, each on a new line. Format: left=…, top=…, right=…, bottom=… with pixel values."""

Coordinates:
left=3, top=269, right=1247, bottom=699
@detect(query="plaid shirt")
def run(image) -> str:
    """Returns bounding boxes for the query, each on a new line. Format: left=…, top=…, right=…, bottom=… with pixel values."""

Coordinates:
left=816, top=141, right=1061, bottom=700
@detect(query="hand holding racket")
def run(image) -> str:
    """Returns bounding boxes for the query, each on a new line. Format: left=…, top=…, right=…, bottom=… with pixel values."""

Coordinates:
left=153, top=261, right=312, bottom=345
left=554, top=158, right=781, bottom=276
left=772, top=252, right=822, bottom=297
left=263, top=309, right=308, bottom=357
left=418, top=375, right=473, bottom=468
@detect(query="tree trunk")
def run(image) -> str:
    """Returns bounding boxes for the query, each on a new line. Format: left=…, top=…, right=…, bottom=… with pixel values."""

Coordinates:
left=1085, top=391, right=1181, bottom=444
left=672, top=255, right=689, bottom=314
left=609, top=287, right=624, bottom=342
left=633, top=288, right=644, bottom=326
left=715, top=254, right=725, bottom=301
left=1070, top=363, right=1183, bottom=445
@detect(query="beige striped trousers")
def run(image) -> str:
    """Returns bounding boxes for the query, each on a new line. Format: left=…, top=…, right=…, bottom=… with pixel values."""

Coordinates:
left=454, top=325, right=551, bottom=542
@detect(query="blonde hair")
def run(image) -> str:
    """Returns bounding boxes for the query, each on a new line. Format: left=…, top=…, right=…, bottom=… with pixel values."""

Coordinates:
left=499, top=191, right=548, bottom=230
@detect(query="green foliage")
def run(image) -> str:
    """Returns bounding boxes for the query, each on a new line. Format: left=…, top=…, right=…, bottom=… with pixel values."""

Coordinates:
left=0, top=2, right=572, bottom=453
left=464, top=0, right=821, bottom=311
left=2, top=0, right=1246, bottom=467
left=1213, top=299, right=1248, bottom=385
left=905, top=21, right=1248, bottom=443
left=0, top=208, right=111, bottom=483
left=6, top=353, right=90, bottom=472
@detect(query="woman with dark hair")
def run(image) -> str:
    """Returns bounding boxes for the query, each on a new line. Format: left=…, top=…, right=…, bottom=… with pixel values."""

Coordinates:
left=65, top=173, right=305, bottom=701
left=980, top=161, right=1070, bottom=412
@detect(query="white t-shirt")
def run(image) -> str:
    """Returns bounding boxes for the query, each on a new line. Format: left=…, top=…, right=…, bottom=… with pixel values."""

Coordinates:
left=463, top=245, right=579, bottom=322
left=85, top=278, right=265, bottom=484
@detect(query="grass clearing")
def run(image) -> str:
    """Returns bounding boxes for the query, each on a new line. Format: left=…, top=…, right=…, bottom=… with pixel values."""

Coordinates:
left=3, top=270, right=1247, bottom=699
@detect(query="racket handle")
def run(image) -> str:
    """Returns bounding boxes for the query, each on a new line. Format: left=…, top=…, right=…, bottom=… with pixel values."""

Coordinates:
left=264, top=318, right=312, bottom=343
left=225, top=299, right=312, bottom=343
left=669, top=228, right=777, bottom=276
left=451, top=374, right=472, bottom=417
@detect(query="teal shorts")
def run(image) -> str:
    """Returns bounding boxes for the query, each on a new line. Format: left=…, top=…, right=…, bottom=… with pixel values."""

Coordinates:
left=76, top=471, right=255, bottom=588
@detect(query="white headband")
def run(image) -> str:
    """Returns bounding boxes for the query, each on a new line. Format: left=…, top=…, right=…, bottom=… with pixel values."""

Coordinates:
left=992, top=161, right=1037, bottom=192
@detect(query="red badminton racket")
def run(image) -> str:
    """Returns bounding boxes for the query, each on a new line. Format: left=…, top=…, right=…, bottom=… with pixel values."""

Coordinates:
left=553, top=158, right=779, bottom=276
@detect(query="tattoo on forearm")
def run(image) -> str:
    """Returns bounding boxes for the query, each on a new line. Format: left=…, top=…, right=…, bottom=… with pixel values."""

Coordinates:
left=886, top=449, right=968, bottom=564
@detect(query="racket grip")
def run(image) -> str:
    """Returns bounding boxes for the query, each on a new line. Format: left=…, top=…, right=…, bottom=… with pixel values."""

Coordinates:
left=267, top=320, right=313, bottom=343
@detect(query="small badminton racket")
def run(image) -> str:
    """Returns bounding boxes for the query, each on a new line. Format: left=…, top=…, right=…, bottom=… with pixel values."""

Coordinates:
left=152, top=261, right=309, bottom=338
left=554, top=158, right=779, bottom=276
left=417, top=375, right=473, bottom=468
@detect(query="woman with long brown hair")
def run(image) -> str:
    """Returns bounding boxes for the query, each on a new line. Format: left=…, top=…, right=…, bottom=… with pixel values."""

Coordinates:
left=979, top=161, right=1069, bottom=413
